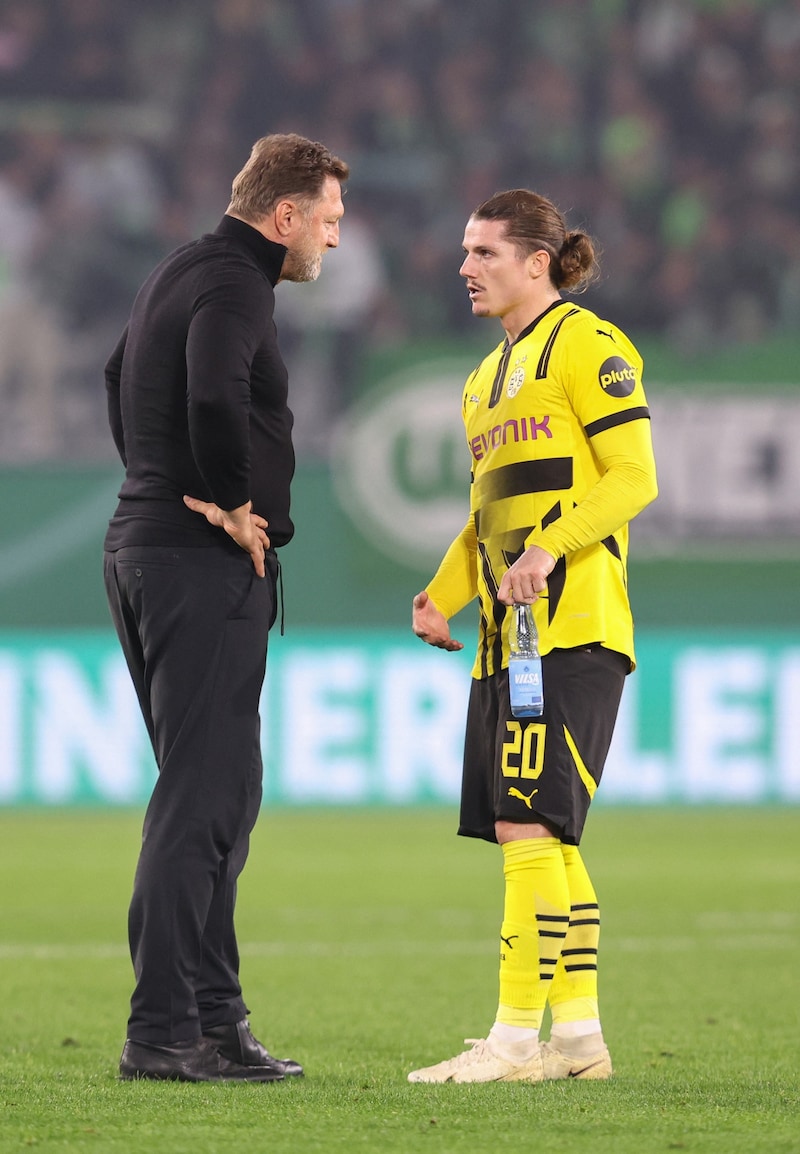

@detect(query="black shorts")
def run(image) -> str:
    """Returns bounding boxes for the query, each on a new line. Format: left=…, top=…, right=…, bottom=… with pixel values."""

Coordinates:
left=459, top=645, right=629, bottom=846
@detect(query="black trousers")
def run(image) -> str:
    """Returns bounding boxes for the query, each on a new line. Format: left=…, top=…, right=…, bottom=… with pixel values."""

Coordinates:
left=104, top=544, right=277, bottom=1044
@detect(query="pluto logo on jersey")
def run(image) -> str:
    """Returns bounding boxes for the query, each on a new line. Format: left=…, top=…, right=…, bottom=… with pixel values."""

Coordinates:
left=598, top=356, right=637, bottom=397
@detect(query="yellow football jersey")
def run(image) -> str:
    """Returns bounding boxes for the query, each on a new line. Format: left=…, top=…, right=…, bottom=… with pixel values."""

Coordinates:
left=427, top=299, right=657, bottom=678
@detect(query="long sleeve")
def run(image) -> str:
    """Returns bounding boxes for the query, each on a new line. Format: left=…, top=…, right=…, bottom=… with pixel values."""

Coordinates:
left=426, top=513, right=479, bottom=619
left=105, top=325, right=128, bottom=465
left=528, top=417, right=657, bottom=560
left=185, top=266, right=272, bottom=511
left=104, top=218, right=294, bottom=551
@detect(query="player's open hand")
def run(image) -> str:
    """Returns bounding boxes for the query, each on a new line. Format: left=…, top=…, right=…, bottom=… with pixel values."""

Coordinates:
left=412, top=590, right=464, bottom=651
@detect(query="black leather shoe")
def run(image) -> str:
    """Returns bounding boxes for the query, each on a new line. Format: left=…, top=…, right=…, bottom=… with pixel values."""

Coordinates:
left=203, top=1019, right=304, bottom=1077
left=119, top=1037, right=285, bottom=1082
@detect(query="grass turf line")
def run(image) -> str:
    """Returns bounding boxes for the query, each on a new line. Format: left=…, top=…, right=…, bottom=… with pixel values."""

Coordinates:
left=0, top=807, right=798, bottom=1153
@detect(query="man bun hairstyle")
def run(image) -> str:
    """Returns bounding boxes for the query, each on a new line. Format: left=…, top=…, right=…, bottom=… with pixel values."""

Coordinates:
left=472, top=189, right=599, bottom=292
left=229, top=133, right=349, bottom=221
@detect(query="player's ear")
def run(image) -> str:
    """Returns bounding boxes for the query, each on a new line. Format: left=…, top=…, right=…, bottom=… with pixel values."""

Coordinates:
left=528, top=248, right=551, bottom=280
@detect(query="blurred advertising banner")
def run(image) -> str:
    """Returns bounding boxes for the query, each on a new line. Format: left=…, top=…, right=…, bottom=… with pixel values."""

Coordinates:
left=1, top=630, right=798, bottom=807
left=333, top=365, right=800, bottom=564
left=640, top=393, right=800, bottom=547
left=1, top=379, right=800, bottom=637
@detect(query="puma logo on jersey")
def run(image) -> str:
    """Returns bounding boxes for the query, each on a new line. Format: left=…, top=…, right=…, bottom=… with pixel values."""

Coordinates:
left=508, top=786, right=539, bottom=809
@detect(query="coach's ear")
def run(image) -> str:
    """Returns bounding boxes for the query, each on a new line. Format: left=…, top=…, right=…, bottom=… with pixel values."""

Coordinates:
left=273, top=198, right=301, bottom=239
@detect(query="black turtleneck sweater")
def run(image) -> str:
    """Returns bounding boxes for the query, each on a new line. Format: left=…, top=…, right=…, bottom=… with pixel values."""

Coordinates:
left=104, top=215, right=295, bottom=552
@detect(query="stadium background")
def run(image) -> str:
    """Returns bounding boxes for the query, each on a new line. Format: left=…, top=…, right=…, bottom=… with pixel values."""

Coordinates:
left=1, top=0, right=799, bottom=807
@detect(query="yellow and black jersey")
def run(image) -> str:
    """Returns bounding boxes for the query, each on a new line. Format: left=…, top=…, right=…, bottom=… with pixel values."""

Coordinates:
left=427, top=299, right=658, bottom=679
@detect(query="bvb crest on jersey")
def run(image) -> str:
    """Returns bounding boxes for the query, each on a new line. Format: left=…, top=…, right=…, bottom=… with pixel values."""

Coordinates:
left=507, top=359, right=527, bottom=398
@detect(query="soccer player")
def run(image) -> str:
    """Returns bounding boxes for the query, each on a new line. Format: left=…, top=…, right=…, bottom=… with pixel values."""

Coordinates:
left=408, top=189, right=658, bottom=1083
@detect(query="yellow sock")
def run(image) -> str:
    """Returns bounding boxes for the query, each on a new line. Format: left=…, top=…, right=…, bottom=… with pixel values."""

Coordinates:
left=495, top=838, right=570, bottom=1031
left=548, top=844, right=601, bottom=1027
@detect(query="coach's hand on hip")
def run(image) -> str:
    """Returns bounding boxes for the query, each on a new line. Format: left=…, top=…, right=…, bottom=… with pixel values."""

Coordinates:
left=183, top=495, right=270, bottom=577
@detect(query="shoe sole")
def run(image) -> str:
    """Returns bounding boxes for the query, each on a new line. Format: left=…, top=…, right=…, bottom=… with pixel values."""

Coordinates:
left=408, top=1060, right=544, bottom=1084
left=119, top=1068, right=284, bottom=1083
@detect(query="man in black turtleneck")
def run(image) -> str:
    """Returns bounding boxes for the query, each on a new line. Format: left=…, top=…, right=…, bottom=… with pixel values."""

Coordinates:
left=103, top=133, right=348, bottom=1084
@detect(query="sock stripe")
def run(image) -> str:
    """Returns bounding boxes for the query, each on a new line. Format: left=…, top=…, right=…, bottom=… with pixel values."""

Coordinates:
left=547, top=846, right=601, bottom=1024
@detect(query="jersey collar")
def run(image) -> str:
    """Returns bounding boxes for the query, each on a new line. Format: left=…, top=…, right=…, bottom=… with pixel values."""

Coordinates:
left=506, top=298, right=567, bottom=349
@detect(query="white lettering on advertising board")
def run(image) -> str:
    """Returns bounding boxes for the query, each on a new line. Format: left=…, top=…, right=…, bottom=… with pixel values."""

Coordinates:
left=1, top=636, right=799, bottom=806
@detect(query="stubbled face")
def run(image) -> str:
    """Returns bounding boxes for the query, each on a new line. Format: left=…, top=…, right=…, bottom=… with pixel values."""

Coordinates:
left=459, top=216, right=538, bottom=323
left=280, top=176, right=344, bottom=283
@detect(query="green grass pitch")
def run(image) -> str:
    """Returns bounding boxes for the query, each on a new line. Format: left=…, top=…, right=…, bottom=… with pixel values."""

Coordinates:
left=1, top=806, right=798, bottom=1153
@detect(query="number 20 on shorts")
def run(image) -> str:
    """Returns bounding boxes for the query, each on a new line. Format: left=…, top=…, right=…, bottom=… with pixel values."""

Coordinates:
left=501, top=720, right=546, bottom=780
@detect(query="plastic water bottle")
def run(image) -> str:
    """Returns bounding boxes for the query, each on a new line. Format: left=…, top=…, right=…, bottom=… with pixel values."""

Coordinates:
left=508, top=603, right=544, bottom=717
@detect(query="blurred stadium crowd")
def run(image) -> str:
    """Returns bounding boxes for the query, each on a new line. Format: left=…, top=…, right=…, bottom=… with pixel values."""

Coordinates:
left=1, top=0, right=799, bottom=459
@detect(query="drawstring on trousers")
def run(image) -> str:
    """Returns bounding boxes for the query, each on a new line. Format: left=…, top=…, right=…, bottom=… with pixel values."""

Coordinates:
left=275, top=553, right=285, bottom=635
